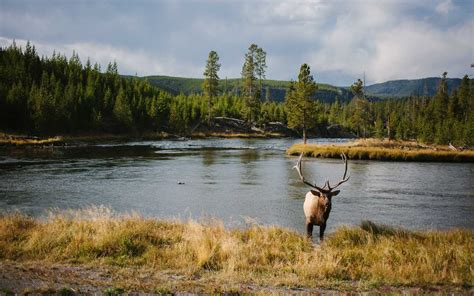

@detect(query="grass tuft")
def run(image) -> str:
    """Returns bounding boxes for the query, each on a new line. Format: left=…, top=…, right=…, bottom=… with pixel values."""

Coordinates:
left=0, top=209, right=472, bottom=289
left=360, top=220, right=413, bottom=238
left=0, top=288, right=15, bottom=296
left=58, top=287, right=77, bottom=296
left=103, top=287, right=125, bottom=295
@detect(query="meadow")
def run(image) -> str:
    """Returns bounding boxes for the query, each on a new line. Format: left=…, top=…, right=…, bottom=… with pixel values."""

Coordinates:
left=0, top=207, right=472, bottom=294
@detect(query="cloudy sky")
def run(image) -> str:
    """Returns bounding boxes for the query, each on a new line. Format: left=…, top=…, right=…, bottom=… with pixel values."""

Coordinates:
left=0, top=0, right=472, bottom=85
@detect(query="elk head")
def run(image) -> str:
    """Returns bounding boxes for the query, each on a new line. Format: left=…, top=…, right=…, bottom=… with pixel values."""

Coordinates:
left=293, top=153, right=349, bottom=241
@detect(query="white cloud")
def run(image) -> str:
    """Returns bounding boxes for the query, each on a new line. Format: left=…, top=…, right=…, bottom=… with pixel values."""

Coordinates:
left=305, top=2, right=472, bottom=83
left=368, top=20, right=473, bottom=82
left=270, top=0, right=329, bottom=23
left=1, top=1, right=472, bottom=85
left=307, top=2, right=397, bottom=81
left=436, top=0, right=455, bottom=15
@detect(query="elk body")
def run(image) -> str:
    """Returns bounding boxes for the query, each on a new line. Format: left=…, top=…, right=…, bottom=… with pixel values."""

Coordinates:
left=294, top=153, right=349, bottom=241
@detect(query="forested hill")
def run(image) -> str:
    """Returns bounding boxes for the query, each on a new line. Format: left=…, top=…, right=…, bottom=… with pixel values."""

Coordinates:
left=138, top=75, right=353, bottom=103
left=138, top=75, right=464, bottom=102
left=1, top=41, right=472, bottom=146
left=365, top=77, right=462, bottom=98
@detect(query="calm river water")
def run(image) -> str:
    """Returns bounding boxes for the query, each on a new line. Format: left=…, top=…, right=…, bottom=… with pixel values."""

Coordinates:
left=0, top=138, right=473, bottom=234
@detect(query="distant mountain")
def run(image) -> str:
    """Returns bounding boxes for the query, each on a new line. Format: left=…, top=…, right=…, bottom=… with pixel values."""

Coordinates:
left=130, top=75, right=464, bottom=103
left=140, top=75, right=353, bottom=103
left=365, top=77, right=462, bottom=98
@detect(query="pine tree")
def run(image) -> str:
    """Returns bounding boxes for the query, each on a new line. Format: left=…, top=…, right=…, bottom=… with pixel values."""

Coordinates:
left=255, top=47, right=267, bottom=100
left=457, top=75, right=470, bottom=121
left=350, top=79, right=364, bottom=98
left=5, top=81, right=27, bottom=129
left=241, top=44, right=266, bottom=123
left=432, top=72, right=450, bottom=143
left=285, top=64, right=318, bottom=144
left=374, top=116, right=384, bottom=139
left=202, top=50, right=220, bottom=125
left=348, top=79, right=370, bottom=137
left=241, top=44, right=258, bottom=123
left=113, top=85, right=133, bottom=130
left=433, top=72, right=449, bottom=119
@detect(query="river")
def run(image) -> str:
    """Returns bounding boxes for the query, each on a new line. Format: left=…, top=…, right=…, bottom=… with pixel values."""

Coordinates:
left=0, top=138, right=473, bottom=234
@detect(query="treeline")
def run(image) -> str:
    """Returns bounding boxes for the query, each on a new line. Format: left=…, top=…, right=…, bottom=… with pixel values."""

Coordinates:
left=0, top=41, right=472, bottom=145
left=328, top=73, right=473, bottom=145
left=0, top=41, right=175, bottom=133
left=289, top=74, right=473, bottom=146
left=0, top=42, right=285, bottom=135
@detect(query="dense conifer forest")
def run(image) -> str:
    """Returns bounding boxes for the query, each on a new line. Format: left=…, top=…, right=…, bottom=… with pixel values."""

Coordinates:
left=0, top=42, right=472, bottom=145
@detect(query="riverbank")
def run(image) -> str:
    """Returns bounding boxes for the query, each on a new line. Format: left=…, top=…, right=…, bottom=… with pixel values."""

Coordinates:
left=287, top=139, right=474, bottom=162
left=0, top=132, right=182, bottom=147
left=0, top=131, right=289, bottom=147
left=0, top=132, right=64, bottom=146
left=0, top=118, right=293, bottom=147
left=0, top=118, right=346, bottom=147
left=0, top=208, right=472, bottom=294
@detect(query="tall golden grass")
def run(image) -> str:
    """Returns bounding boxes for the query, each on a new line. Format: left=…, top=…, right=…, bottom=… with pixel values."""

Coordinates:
left=287, top=139, right=474, bottom=162
left=1, top=207, right=472, bottom=289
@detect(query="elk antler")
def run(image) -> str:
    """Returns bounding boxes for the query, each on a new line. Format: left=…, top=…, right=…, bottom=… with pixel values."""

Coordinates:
left=293, top=153, right=327, bottom=193
left=326, top=153, right=350, bottom=191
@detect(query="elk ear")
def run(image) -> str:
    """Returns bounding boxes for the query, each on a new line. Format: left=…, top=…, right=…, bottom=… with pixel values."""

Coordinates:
left=331, top=190, right=340, bottom=197
left=310, top=190, right=321, bottom=197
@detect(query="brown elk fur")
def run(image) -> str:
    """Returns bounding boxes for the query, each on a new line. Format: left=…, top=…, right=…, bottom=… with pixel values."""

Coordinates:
left=294, top=153, right=348, bottom=241
left=303, top=190, right=339, bottom=240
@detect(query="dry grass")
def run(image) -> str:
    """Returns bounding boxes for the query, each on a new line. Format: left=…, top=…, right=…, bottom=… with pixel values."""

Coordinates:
left=0, top=207, right=472, bottom=291
left=0, top=132, right=63, bottom=146
left=287, top=139, right=474, bottom=162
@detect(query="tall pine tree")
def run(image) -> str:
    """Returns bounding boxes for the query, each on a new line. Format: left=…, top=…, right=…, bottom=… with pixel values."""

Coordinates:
left=285, top=64, right=318, bottom=144
left=202, top=50, right=221, bottom=125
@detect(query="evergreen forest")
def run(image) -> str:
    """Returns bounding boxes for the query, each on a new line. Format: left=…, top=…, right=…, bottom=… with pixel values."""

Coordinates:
left=0, top=41, right=472, bottom=145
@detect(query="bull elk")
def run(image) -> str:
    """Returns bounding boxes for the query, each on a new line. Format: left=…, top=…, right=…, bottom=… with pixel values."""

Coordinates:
left=293, top=153, right=349, bottom=241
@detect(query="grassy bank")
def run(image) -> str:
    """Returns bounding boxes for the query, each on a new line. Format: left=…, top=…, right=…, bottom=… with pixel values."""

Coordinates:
left=0, top=208, right=472, bottom=293
left=287, top=139, right=474, bottom=162
left=0, top=132, right=64, bottom=146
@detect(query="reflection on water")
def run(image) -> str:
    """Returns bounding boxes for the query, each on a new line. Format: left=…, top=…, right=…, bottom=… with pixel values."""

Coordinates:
left=0, top=138, right=473, bottom=234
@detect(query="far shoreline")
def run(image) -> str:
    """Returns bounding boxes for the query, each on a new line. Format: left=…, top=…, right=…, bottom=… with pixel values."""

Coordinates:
left=0, top=131, right=297, bottom=147
left=2, top=133, right=474, bottom=163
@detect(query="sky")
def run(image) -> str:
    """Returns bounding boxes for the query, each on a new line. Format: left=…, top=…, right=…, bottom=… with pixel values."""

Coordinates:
left=0, top=0, right=472, bottom=86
